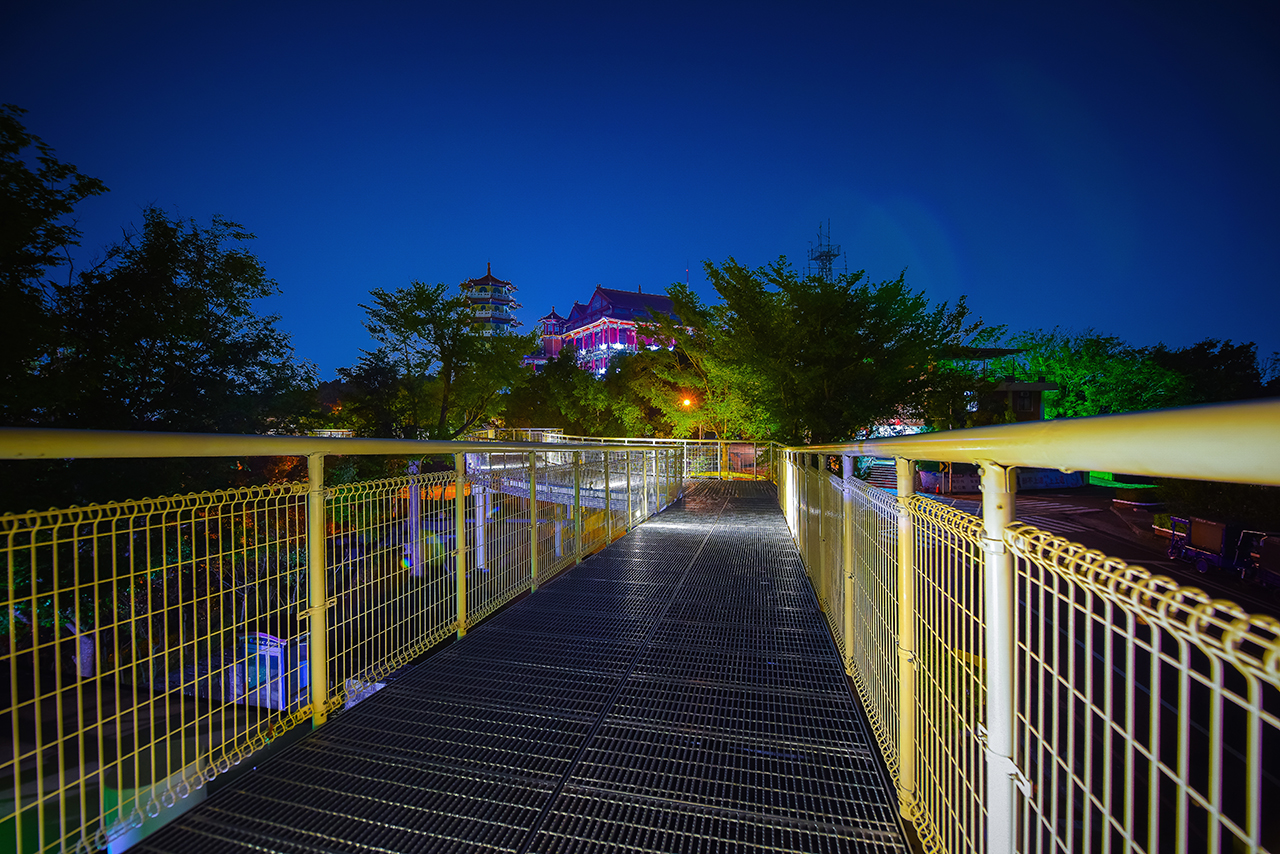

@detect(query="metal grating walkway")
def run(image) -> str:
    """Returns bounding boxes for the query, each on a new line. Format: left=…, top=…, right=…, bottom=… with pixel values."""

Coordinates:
left=138, top=480, right=909, bottom=853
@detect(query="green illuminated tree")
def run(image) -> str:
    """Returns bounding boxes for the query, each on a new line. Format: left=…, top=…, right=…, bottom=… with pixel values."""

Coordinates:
left=658, top=258, right=986, bottom=444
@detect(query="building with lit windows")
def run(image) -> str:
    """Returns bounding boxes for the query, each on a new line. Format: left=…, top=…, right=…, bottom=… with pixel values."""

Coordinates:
left=461, top=263, right=521, bottom=335
left=525, top=286, right=679, bottom=372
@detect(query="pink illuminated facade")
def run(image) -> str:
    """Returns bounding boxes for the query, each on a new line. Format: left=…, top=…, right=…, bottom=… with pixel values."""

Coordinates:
left=525, top=286, right=679, bottom=372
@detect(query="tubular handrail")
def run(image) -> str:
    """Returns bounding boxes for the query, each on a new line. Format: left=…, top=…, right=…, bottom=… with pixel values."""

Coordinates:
left=0, top=427, right=677, bottom=460
left=796, top=397, right=1280, bottom=486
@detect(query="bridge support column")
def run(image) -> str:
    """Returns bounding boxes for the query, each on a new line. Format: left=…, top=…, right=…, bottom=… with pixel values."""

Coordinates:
left=895, top=457, right=918, bottom=820
left=980, top=461, right=1018, bottom=853
left=529, top=452, right=538, bottom=592
left=455, top=453, right=467, bottom=638
left=306, top=453, right=329, bottom=728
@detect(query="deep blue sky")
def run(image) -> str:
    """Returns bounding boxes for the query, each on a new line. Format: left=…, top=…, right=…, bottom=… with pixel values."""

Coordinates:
left=4, top=1, right=1278, bottom=379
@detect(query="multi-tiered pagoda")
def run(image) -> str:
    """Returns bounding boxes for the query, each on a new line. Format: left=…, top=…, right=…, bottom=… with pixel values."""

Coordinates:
left=460, top=263, right=521, bottom=335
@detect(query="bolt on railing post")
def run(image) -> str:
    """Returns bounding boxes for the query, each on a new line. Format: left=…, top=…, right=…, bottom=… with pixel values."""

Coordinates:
left=841, top=454, right=855, bottom=676
left=455, top=452, right=467, bottom=638
left=604, top=450, right=613, bottom=542
left=895, top=457, right=918, bottom=819
left=528, top=451, right=538, bottom=592
left=980, top=461, right=1017, bottom=852
left=573, top=451, right=583, bottom=563
left=306, top=453, right=329, bottom=728
left=625, top=449, right=633, bottom=528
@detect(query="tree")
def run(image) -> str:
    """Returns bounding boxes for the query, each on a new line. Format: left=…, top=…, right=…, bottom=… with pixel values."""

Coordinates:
left=359, top=281, right=537, bottom=439
left=988, top=329, right=1185, bottom=418
left=659, top=258, right=987, bottom=444
left=1149, top=338, right=1269, bottom=404
left=0, top=104, right=108, bottom=425
left=48, top=206, right=313, bottom=433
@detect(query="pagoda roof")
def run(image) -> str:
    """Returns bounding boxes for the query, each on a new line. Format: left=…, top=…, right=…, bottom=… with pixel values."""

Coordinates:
left=462, top=262, right=515, bottom=290
left=564, top=286, right=677, bottom=330
left=539, top=307, right=566, bottom=322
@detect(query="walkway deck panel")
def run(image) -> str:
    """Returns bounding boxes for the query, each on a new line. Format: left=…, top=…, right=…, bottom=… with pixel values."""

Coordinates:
left=137, top=481, right=908, bottom=853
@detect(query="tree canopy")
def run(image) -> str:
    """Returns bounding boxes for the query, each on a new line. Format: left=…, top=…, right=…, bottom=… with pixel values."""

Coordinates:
left=349, top=280, right=537, bottom=439
left=653, top=258, right=987, bottom=444
left=47, top=206, right=314, bottom=433
left=1, top=104, right=108, bottom=425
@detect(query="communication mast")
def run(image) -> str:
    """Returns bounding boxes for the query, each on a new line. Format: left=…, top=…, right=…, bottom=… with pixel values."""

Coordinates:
left=806, top=220, right=846, bottom=282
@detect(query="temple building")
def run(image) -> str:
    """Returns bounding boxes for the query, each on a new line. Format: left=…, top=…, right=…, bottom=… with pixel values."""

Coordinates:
left=460, top=263, right=521, bottom=335
left=526, top=286, right=679, bottom=373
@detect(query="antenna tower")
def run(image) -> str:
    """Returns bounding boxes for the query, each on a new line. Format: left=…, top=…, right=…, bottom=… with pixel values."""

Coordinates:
left=806, top=220, right=844, bottom=282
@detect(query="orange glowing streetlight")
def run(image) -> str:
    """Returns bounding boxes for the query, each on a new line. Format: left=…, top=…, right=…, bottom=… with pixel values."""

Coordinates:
left=682, top=398, right=692, bottom=407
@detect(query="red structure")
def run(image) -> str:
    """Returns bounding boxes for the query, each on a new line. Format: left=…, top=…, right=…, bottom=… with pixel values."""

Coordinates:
left=526, top=285, right=679, bottom=372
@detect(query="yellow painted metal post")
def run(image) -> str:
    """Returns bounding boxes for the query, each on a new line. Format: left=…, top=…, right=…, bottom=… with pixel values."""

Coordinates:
left=720, top=440, right=729, bottom=477
left=306, top=453, right=329, bottom=728
left=842, top=454, right=855, bottom=675
left=529, top=451, right=538, bottom=592
left=895, top=457, right=918, bottom=819
left=573, top=451, right=583, bottom=563
left=980, top=461, right=1018, bottom=852
left=604, top=450, right=613, bottom=541
left=455, top=452, right=467, bottom=638
left=640, top=450, right=649, bottom=519
left=817, top=455, right=826, bottom=610
left=625, top=449, right=633, bottom=528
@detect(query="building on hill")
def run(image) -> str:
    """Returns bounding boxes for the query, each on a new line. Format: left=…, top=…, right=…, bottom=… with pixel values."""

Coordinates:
left=525, top=285, right=680, bottom=372
left=461, top=263, right=521, bottom=335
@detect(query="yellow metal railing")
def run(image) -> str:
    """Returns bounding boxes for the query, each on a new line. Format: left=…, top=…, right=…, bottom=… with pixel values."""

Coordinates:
left=0, top=429, right=683, bottom=853
left=478, top=429, right=777, bottom=483
left=782, top=398, right=1280, bottom=854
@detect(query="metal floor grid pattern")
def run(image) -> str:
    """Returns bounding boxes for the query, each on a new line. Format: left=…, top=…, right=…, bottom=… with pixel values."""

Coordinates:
left=138, top=481, right=908, bottom=854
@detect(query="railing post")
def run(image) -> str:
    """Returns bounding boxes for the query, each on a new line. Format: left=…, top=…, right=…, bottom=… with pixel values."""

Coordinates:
left=895, top=457, right=918, bottom=820
left=817, top=455, right=826, bottom=610
left=680, top=443, right=687, bottom=490
left=529, top=451, right=538, bottom=592
left=306, top=453, right=329, bottom=728
left=604, top=450, right=613, bottom=541
left=641, top=450, right=649, bottom=519
left=842, top=454, right=855, bottom=676
left=980, top=461, right=1018, bottom=852
left=720, top=440, right=728, bottom=477
left=573, top=450, right=583, bottom=563
left=625, top=449, right=633, bottom=528
left=455, top=452, right=467, bottom=638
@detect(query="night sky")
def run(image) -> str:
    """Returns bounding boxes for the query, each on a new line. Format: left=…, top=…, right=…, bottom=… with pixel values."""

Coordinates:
left=4, top=1, right=1278, bottom=379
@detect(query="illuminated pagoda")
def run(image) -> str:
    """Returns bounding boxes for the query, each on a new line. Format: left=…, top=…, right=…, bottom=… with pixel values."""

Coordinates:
left=461, top=263, right=521, bottom=335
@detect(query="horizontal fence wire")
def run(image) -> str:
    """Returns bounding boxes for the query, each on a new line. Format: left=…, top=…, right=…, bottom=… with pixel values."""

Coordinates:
left=782, top=450, right=1280, bottom=854
left=1007, top=524, right=1280, bottom=853
left=326, top=469, right=459, bottom=711
left=1, top=483, right=310, bottom=854
left=0, top=442, right=683, bottom=854
left=907, top=493, right=986, bottom=854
